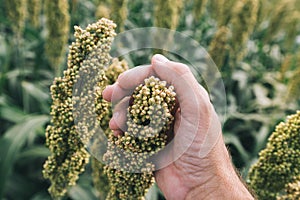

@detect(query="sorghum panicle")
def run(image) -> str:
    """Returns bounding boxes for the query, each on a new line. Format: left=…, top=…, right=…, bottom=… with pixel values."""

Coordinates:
left=110, top=0, right=128, bottom=32
left=103, top=76, right=176, bottom=200
left=43, top=18, right=116, bottom=199
left=209, top=0, right=236, bottom=26
left=153, top=0, right=183, bottom=30
left=26, top=0, right=41, bottom=28
left=230, top=0, right=259, bottom=63
left=278, top=176, right=300, bottom=200
left=91, top=59, right=128, bottom=199
left=248, top=111, right=300, bottom=200
left=44, top=0, right=70, bottom=74
left=4, top=0, right=27, bottom=34
left=264, top=0, right=296, bottom=44
left=192, top=0, right=208, bottom=21
left=208, top=26, right=231, bottom=69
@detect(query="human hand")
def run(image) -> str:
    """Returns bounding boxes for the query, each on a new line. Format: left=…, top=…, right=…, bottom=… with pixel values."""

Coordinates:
left=102, top=54, right=254, bottom=200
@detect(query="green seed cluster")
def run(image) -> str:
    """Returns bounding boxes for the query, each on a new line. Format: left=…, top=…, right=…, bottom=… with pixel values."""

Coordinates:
left=278, top=176, right=300, bottom=200
left=208, top=26, right=231, bottom=69
left=43, top=17, right=176, bottom=200
left=4, top=0, right=27, bottom=34
left=91, top=59, right=128, bottom=199
left=154, top=0, right=183, bottom=30
left=43, top=18, right=116, bottom=199
left=210, top=0, right=236, bottom=27
left=103, top=76, right=176, bottom=200
left=110, top=0, right=128, bottom=32
left=248, top=111, right=300, bottom=200
left=94, top=58, right=129, bottom=137
left=95, top=0, right=128, bottom=32
left=230, top=0, right=259, bottom=62
left=27, top=0, right=41, bottom=27
left=192, top=0, right=208, bottom=20
left=44, top=0, right=70, bottom=74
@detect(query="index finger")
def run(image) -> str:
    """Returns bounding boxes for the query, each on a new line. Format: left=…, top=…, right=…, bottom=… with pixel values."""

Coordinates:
left=102, top=64, right=156, bottom=102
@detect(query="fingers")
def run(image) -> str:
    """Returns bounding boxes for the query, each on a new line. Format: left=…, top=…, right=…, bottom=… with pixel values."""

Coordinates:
left=103, top=54, right=212, bottom=124
left=103, top=54, right=213, bottom=136
left=152, top=55, right=210, bottom=103
left=103, top=65, right=155, bottom=103
left=151, top=55, right=211, bottom=125
left=102, top=83, right=131, bottom=103
left=151, top=55, right=218, bottom=161
left=109, top=97, right=130, bottom=136
left=117, top=64, right=155, bottom=90
left=103, top=55, right=209, bottom=103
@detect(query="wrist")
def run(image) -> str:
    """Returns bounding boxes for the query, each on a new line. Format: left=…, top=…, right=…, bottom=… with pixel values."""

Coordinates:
left=185, top=140, right=254, bottom=200
left=185, top=168, right=254, bottom=200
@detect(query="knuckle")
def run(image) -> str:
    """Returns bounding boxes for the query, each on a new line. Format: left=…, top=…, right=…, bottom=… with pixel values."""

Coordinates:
left=172, top=63, right=192, bottom=76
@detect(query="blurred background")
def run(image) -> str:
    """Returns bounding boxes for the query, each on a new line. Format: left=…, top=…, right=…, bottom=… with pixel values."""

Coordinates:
left=0, top=0, right=299, bottom=199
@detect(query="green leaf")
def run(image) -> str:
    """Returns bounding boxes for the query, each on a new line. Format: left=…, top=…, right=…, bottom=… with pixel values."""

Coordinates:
left=5, top=172, right=41, bottom=199
left=21, top=81, right=49, bottom=102
left=0, top=104, right=27, bottom=123
left=224, top=133, right=250, bottom=162
left=0, top=115, right=49, bottom=198
left=68, top=185, right=97, bottom=200
left=30, top=191, right=52, bottom=200
left=16, top=145, right=50, bottom=163
left=145, top=184, right=158, bottom=200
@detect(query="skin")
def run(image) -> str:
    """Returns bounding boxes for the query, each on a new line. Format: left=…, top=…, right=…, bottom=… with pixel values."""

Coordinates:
left=102, top=54, right=254, bottom=200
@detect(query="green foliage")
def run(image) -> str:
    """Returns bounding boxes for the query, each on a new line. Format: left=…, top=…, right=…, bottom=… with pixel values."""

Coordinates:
left=0, top=115, right=49, bottom=197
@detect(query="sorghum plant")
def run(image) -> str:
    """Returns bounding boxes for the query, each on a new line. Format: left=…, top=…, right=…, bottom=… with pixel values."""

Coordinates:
left=103, top=76, right=176, bottom=200
left=248, top=111, right=300, bottom=200
left=153, top=0, right=183, bottom=30
left=4, top=0, right=27, bottom=34
left=95, top=0, right=128, bottom=32
left=278, top=176, right=300, bottom=200
left=26, top=0, right=41, bottom=28
left=208, top=26, right=231, bottom=69
left=43, top=18, right=116, bottom=198
left=43, top=17, right=177, bottom=200
left=192, top=0, right=208, bottom=20
left=110, top=0, right=128, bottom=32
left=44, top=0, right=70, bottom=75
left=230, top=0, right=259, bottom=62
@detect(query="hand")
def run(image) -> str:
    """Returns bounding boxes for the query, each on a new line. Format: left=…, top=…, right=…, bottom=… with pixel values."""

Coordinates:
left=102, top=54, right=254, bottom=200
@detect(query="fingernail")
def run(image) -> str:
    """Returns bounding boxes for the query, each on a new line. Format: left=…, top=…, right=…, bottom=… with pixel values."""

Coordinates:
left=102, top=85, right=111, bottom=97
left=154, top=54, right=169, bottom=63
left=117, top=72, right=124, bottom=80
left=113, top=130, right=123, bottom=137
left=103, top=85, right=112, bottom=92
